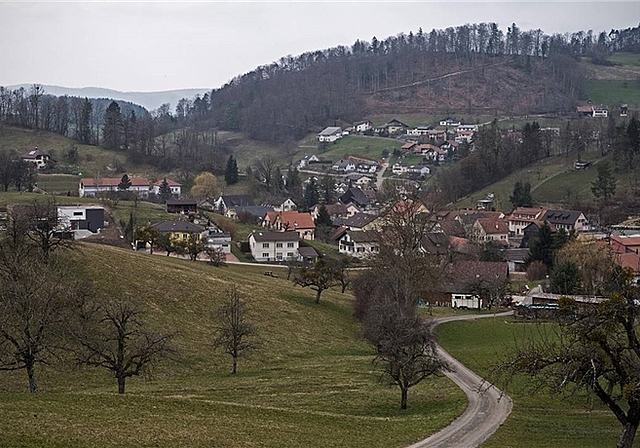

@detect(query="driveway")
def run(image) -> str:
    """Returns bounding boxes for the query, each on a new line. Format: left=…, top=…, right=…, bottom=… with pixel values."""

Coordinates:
left=408, top=311, right=513, bottom=448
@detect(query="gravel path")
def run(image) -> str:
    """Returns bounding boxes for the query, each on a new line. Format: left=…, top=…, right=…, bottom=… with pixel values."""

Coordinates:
left=408, top=311, right=513, bottom=448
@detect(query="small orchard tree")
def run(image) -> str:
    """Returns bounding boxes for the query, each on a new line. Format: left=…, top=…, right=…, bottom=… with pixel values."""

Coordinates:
left=134, top=225, right=161, bottom=254
left=363, top=297, right=447, bottom=409
left=73, top=299, right=175, bottom=394
left=213, top=286, right=258, bottom=374
left=293, top=258, right=338, bottom=304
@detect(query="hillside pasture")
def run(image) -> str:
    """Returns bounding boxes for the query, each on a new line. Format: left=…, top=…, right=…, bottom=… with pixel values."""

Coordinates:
left=318, top=135, right=402, bottom=162
left=437, top=318, right=627, bottom=448
left=586, top=80, right=640, bottom=107
left=0, top=244, right=466, bottom=448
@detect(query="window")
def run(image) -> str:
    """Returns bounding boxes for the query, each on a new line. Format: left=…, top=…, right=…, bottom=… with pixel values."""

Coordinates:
left=73, top=211, right=83, bottom=216
left=287, top=242, right=294, bottom=248
left=276, top=253, right=283, bottom=260
left=262, top=253, right=269, bottom=258
left=276, top=242, right=283, bottom=248
left=287, top=252, right=294, bottom=258
left=262, top=243, right=269, bottom=248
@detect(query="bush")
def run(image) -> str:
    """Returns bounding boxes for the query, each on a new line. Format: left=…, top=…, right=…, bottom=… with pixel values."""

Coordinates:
left=527, top=260, right=547, bottom=281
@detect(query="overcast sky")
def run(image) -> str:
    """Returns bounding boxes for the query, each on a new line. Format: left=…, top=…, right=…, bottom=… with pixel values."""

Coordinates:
left=1, top=1, right=638, bottom=93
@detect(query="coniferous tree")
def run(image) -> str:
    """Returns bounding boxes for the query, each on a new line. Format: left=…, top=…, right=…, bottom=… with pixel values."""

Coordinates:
left=102, top=101, right=124, bottom=150
left=591, top=161, right=617, bottom=205
left=118, top=174, right=132, bottom=191
left=224, top=155, right=239, bottom=185
left=303, top=178, right=319, bottom=211
left=158, top=178, right=172, bottom=201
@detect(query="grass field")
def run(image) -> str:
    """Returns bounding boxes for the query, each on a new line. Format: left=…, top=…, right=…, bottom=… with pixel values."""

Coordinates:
left=0, top=244, right=466, bottom=448
left=316, top=135, right=402, bottom=162
left=454, top=150, right=606, bottom=210
left=437, top=318, right=628, bottom=447
left=586, top=79, right=640, bottom=107
left=36, top=173, right=81, bottom=194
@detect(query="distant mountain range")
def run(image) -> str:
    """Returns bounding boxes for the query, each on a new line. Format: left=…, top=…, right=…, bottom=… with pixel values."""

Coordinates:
left=6, top=84, right=210, bottom=112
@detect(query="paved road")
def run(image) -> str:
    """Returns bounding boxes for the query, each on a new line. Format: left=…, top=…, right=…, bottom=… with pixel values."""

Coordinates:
left=408, top=311, right=513, bottom=448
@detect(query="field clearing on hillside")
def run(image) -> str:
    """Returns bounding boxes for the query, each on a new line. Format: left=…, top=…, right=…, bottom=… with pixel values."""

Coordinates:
left=531, top=164, right=600, bottom=204
left=587, top=80, right=640, bottom=107
left=217, top=131, right=294, bottom=168
left=319, top=135, right=402, bottom=162
left=0, top=244, right=466, bottom=447
left=610, top=52, right=640, bottom=67
left=437, top=318, right=626, bottom=447
left=454, top=150, right=604, bottom=209
left=0, top=192, right=99, bottom=211
left=37, top=174, right=80, bottom=194
left=0, top=125, right=128, bottom=177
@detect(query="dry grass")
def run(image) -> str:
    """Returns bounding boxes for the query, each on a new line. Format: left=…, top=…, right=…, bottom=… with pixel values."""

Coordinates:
left=0, top=244, right=466, bottom=447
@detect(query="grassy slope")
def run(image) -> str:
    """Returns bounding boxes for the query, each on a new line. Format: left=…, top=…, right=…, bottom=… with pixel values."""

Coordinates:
left=454, top=149, right=606, bottom=210
left=582, top=52, right=640, bottom=107
left=437, top=318, right=628, bottom=448
left=0, top=243, right=466, bottom=448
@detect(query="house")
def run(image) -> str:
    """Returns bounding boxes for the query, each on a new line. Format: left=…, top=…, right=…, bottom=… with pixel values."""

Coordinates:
left=542, top=209, right=589, bottom=233
left=151, top=220, right=206, bottom=242
left=338, top=230, right=379, bottom=259
left=621, top=104, right=628, bottom=117
left=354, top=120, right=372, bottom=133
left=261, top=196, right=297, bottom=212
left=356, top=162, right=378, bottom=174
left=151, top=178, right=182, bottom=197
left=455, top=130, right=474, bottom=144
left=573, top=160, right=592, bottom=170
left=407, top=126, right=433, bottom=136
left=298, top=246, right=319, bottom=263
left=419, top=144, right=447, bottom=162
left=332, top=159, right=357, bottom=172
left=225, top=205, right=273, bottom=222
left=317, top=127, right=343, bottom=143
left=21, top=148, right=51, bottom=169
left=202, top=227, right=232, bottom=254
left=214, top=195, right=255, bottom=214
left=425, top=129, right=447, bottom=142
left=440, top=260, right=509, bottom=308
left=472, top=217, right=509, bottom=245
left=57, top=205, right=105, bottom=234
left=392, top=163, right=408, bottom=175
left=165, top=199, right=198, bottom=214
left=576, top=104, right=609, bottom=118
left=339, top=187, right=370, bottom=209
left=507, top=207, right=546, bottom=236
left=262, top=211, right=316, bottom=240
left=457, top=124, right=478, bottom=133
left=503, top=248, right=529, bottom=272
left=248, top=231, right=300, bottom=262
left=440, top=117, right=461, bottom=127
left=419, top=232, right=450, bottom=256
left=298, top=154, right=320, bottom=169
left=347, top=174, right=373, bottom=187
left=401, top=141, right=417, bottom=152
left=79, top=176, right=150, bottom=198
left=310, top=203, right=350, bottom=221
left=540, top=127, right=561, bottom=137
left=385, top=119, right=408, bottom=135
left=610, top=235, right=640, bottom=255
left=340, top=212, right=379, bottom=231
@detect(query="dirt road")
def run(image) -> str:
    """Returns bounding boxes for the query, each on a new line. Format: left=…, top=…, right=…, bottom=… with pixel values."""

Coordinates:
left=408, top=311, right=513, bottom=448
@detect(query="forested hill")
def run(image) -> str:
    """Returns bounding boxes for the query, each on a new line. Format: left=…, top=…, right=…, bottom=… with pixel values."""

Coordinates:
left=199, top=23, right=640, bottom=143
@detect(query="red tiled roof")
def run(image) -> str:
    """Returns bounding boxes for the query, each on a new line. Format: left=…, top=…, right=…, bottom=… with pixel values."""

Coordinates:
left=617, top=252, right=640, bottom=273
left=280, top=211, right=315, bottom=230
left=477, top=217, right=509, bottom=234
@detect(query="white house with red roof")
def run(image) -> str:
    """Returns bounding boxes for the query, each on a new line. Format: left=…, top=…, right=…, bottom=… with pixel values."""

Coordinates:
left=79, top=176, right=150, bottom=198
left=151, top=178, right=182, bottom=197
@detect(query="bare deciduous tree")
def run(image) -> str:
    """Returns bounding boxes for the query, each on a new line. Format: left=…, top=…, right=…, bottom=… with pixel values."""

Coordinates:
left=74, top=300, right=175, bottom=394
left=213, top=286, right=258, bottom=374
left=0, top=241, right=84, bottom=392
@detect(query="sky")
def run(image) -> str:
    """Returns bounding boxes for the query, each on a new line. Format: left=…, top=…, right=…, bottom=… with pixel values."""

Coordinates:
left=0, top=1, right=638, bottom=93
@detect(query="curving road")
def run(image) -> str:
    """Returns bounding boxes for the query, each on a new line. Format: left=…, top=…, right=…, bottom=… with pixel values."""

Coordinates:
left=408, top=311, right=513, bottom=448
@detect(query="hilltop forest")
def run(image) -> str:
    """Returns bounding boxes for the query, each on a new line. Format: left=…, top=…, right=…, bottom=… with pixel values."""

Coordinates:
left=0, top=22, right=639, bottom=169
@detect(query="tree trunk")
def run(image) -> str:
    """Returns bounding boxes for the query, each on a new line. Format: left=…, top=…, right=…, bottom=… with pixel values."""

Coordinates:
left=232, top=356, right=237, bottom=374
left=315, top=289, right=322, bottom=304
left=400, top=387, right=408, bottom=410
left=117, top=375, right=126, bottom=394
left=26, top=362, right=38, bottom=393
left=618, top=420, right=639, bottom=448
